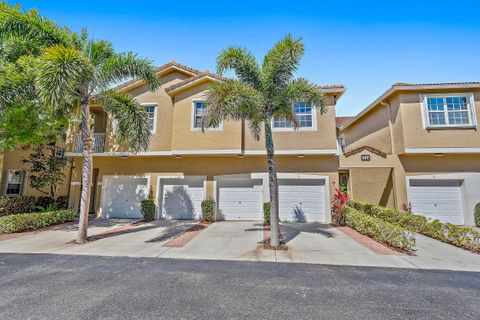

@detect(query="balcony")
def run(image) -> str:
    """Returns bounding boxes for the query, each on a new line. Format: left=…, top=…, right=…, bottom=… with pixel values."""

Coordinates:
left=73, top=133, right=106, bottom=153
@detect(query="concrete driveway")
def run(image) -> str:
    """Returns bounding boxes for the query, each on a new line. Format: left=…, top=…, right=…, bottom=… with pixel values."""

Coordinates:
left=1, top=220, right=479, bottom=271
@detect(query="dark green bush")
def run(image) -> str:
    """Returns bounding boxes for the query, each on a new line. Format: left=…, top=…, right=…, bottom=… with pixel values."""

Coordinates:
left=140, top=199, right=155, bottom=222
left=0, top=196, right=68, bottom=216
left=0, top=210, right=75, bottom=234
left=344, top=206, right=416, bottom=251
left=475, top=203, right=480, bottom=227
left=263, top=202, right=270, bottom=224
left=349, top=200, right=480, bottom=252
left=201, top=199, right=215, bottom=222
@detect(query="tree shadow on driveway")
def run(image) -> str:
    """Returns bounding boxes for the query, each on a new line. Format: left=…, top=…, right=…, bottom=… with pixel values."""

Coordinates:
left=145, top=223, right=196, bottom=243
left=280, top=223, right=336, bottom=245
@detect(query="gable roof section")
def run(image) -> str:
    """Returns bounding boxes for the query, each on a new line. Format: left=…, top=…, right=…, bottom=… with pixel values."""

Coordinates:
left=341, top=82, right=480, bottom=130
left=113, top=61, right=201, bottom=92
left=165, top=71, right=224, bottom=95
left=344, top=145, right=387, bottom=158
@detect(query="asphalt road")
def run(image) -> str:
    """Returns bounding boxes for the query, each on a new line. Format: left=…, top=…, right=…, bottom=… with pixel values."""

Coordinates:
left=0, top=253, right=478, bottom=320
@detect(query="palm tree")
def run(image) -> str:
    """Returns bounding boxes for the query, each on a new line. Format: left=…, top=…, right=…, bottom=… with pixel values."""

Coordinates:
left=204, top=35, right=326, bottom=248
left=0, top=4, right=160, bottom=243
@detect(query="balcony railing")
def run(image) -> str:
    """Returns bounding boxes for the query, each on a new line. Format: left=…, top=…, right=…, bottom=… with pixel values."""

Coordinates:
left=73, top=133, right=106, bottom=153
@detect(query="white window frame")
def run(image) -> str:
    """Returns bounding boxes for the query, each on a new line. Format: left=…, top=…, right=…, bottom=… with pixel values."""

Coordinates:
left=272, top=103, right=317, bottom=132
left=191, top=99, right=223, bottom=131
left=141, top=103, right=158, bottom=133
left=3, top=170, right=25, bottom=197
left=420, top=93, right=477, bottom=129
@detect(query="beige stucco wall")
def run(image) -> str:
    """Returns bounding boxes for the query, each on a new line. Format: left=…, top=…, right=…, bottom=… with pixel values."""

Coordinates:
left=0, top=149, right=71, bottom=197
left=350, top=167, right=395, bottom=208
left=244, top=97, right=338, bottom=151
left=340, top=103, right=392, bottom=155
left=399, top=89, right=480, bottom=149
left=171, top=82, right=243, bottom=151
left=69, top=155, right=339, bottom=215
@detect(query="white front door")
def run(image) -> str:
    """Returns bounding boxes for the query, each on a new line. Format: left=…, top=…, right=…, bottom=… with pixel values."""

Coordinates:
left=217, top=178, right=263, bottom=220
left=278, top=179, right=327, bottom=222
left=161, top=177, right=205, bottom=220
left=409, top=179, right=464, bottom=225
left=102, top=176, right=149, bottom=219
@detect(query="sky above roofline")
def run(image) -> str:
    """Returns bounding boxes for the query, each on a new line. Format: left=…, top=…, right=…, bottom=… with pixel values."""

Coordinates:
left=18, top=0, right=480, bottom=116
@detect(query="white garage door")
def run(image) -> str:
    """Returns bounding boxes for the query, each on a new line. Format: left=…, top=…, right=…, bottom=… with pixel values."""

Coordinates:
left=409, top=179, right=464, bottom=225
left=161, top=177, right=205, bottom=220
left=278, top=179, right=327, bottom=222
left=217, top=178, right=263, bottom=220
left=102, top=176, right=149, bottom=219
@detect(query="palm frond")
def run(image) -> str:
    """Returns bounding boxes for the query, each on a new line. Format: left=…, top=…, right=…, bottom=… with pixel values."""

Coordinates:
left=82, top=39, right=114, bottom=68
left=261, top=34, right=304, bottom=97
left=275, top=77, right=326, bottom=113
left=96, top=90, right=151, bottom=152
left=216, top=46, right=261, bottom=89
left=203, top=79, right=264, bottom=128
left=97, top=52, right=160, bottom=91
left=35, top=45, right=93, bottom=107
left=0, top=2, right=74, bottom=48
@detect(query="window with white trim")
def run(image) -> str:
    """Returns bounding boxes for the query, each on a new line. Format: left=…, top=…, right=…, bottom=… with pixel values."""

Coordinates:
left=192, top=101, right=220, bottom=129
left=4, top=170, right=24, bottom=196
left=144, top=105, right=157, bottom=132
left=338, top=135, right=346, bottom=154
left=423, top=94, right=476, bottom=128
left=273, top=103, right=314, bottom=129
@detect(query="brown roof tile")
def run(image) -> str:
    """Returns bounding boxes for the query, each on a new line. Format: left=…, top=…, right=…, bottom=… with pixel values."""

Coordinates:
left=336, top=116, right=354, bottom=127
left=393, top=81, right=480, bottom=87
left=165, top=71, right=223, bottom=92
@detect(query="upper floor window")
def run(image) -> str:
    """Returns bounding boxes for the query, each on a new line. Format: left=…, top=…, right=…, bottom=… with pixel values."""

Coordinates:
left=422, top=94, right=477, bottom=128
left=273, top=103, right=315, bottom=130
left=4, top=170, right=24, bottom=196
left=143, top=104, right=157, bottom=133
left=338, top=135, right=346, bottom=154
left=192, top=101, right=221, bottom=130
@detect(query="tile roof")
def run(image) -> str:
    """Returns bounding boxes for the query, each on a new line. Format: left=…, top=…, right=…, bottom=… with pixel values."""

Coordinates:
left=319, top=84, right=345, bottom=89
left=335, top=116, right=354, bottom=127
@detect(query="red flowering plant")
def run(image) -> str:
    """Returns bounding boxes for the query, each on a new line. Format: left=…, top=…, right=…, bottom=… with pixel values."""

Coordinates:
left=331, top=181, right=350, bottom=226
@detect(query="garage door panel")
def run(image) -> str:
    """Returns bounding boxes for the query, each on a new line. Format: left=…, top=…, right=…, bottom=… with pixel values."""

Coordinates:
left=161, top=178, right=204, bottom=220
left=409, top=179, right=464, bottom=225
left=218, top=179, right=263, bottom=220
left=278, top=179, right=326, bottom=223
left=102, top=177, right=149, bottom=219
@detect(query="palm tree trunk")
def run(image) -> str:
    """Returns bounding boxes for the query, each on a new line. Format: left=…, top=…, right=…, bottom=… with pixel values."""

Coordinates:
left=76, top=96, right=93, bottom=244
left=264, top=120, right=281, bottom=248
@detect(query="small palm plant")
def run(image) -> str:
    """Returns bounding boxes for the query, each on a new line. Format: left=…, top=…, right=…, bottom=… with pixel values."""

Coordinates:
left=204, top=35, right=326, bottom=247
left=0, top=5, right=160, bottom=243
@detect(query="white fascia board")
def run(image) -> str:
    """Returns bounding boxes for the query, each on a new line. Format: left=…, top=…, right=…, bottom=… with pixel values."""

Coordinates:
left=243, top=149, right=338, bottom=155
left=404, top=148, right=480, bottom=154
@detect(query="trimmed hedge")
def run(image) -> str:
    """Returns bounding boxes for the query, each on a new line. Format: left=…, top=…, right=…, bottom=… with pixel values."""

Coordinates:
left=263, top=203, right=270, bottom=224
left=140, top=199, right=155, bottom=222
left=201, top=199, right=215, bottom=222
left=0, top=196, right=68, bottom=216
left=344, top=206, right=416, bottom=251
left=475, top=203, right=480, bottom=227
left=0, top=210, right=75, bottom=234
left=349, top=200, right=480, bottom=252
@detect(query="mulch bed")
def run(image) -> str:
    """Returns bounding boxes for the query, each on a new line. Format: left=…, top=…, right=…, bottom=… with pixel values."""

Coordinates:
left=336, top=226, right=403, bottom=255
left=0, top=221, right=78, bottom=241
left=263, top=223, right=288, bottom=251
left=162, top=222, right=210, bottom=248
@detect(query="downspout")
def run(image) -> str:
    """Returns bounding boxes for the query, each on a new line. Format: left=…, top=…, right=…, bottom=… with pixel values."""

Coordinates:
left=380, top=100, right=397, bottom=209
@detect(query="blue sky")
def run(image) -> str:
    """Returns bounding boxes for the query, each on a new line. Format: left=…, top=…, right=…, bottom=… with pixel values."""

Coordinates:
left=18, top=0, right=480, bottom=116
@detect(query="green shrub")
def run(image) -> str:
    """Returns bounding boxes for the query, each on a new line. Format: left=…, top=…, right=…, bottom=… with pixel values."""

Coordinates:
left=349, top=200, right=480, bottom=252
left=0, top=210, right=75, bottom=234
left=201, top=199, right=215, bottom=222
left=0, top=196, right=68, bottom=216
left=344, top=206, right=416, bottom=251
left=263, top=202, right=270, bottom=224
left=475, top=203, right=480, bottom=227
left=140, top=199, right=155, bottom=222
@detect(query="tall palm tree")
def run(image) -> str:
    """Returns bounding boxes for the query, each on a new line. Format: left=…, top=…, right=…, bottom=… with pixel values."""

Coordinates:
left=0, top=4, right=160, bottom=243
left=204, top=35, right=326, bottom=248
